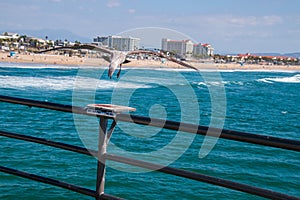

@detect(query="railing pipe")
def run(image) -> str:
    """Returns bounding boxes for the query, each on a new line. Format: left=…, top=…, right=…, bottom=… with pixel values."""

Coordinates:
left=117, top=114, right=300, bottom=151
left=0, top=95, right=299, bottom=152
left=0, top=166, right=96, bottom=197
left=0, top=130, right=95, bottom=156
left=105, top=153, right=300, bottom=200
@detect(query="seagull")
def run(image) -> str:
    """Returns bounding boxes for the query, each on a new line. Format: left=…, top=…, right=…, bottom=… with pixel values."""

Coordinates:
left=39, top=44, right=198, bottom=78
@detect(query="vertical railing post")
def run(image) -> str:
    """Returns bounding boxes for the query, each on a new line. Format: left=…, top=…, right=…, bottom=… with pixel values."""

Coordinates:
left=85, top=104, right=135, bottom=200
left=95, top=116, right=108, bottom=199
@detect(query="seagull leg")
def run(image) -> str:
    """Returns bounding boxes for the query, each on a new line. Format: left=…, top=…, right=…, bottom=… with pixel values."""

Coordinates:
left=117, top=64, right=122, bottom=78
left=108, top=70, right=112, bottom=79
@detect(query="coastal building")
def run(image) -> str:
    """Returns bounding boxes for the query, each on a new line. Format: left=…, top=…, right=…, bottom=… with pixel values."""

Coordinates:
left=93, top=36, right=109, bottom=46
left=193, top=44, right=206, bottom=57
left=0, top=32, right=57, bottom=51
left=161, top=38, right=193, bottom=58
left=26, top=37, right=47, bottom=47
left=0, top=32, right=20, bottom=40
left=161, top=38, right=214, bottom=58
left=93, top=35, right=140, bottom=51
left=193, top=43, right=214, bottom=57
left=202, top=43, right=214, bottom=56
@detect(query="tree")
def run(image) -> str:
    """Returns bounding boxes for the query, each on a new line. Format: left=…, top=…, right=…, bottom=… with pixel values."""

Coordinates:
left=18, top=35, right=27, bottom=44
left=55, top=39, right=62, bottom=46
left=74, top=40, right=81, bottom=45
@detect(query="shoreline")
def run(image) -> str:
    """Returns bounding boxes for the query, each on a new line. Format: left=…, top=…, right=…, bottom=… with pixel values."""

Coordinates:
left=1, top=52, right=300, bottom=71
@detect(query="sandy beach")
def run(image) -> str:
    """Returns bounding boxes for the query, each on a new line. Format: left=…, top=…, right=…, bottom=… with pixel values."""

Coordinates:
left=1, top=51, right=300, bottom=71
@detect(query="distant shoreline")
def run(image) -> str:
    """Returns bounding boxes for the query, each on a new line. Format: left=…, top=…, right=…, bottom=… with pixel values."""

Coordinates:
left=1, top=52, right=300, bottom=71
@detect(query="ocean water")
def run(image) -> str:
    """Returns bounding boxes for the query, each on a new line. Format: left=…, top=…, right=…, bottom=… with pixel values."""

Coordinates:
left=0, top=63, right=299, bottom=199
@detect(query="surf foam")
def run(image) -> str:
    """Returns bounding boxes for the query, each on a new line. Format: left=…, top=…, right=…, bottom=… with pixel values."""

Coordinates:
left=257, top=74, right=300, bottom=83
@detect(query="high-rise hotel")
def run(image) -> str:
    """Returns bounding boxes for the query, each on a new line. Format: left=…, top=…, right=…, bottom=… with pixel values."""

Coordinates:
left=161, top=38, right=214, bottom=58
left=93, top=35, right=140, bottom=51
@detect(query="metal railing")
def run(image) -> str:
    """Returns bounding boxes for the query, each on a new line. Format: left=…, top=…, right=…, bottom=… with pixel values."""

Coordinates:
left=0, top=95, right=299, bottom=200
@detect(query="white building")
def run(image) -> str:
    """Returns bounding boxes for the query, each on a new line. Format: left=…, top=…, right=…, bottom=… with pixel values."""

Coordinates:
left=162, top=38, right=214, bottom=58
left=93, top=35, right=140, bottom=51
left=193, top=43, right=214, bottom=57
left=0, top=32, right=20, bottom=40
left=93, top=36, right=108, bottom=46
left=161, top=38, right=194, bottom=58
left=202, top=43, right=214, bottom=56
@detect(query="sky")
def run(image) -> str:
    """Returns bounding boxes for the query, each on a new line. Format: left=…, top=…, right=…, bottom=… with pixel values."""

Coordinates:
left=1, top=0, right=300, bottom=54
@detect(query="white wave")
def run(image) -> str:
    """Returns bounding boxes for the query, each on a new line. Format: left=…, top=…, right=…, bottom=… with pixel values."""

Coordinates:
left=0, top=63, right=106, bottom=69
left=195, top=81, right=243, bottom=87
left=234, top=81, right=244, bottom=85
left=195, top=82, right=208, bottom=87
left=0, top=63, right=76, bottom=69
left=152, top=68, right=196, bottom=72
left=117, top=70, right=193, bottom=87
left=74, top=76, right=152, bottom=90
left=0, top=75, right=152, bottom=91
left=257, top=78, right=274, bottom=84
left=0, top=75, right=74, bottom=90
left=121, top=67, right=195, bottom=72
left=257, top=74, right=300, bottom=83
left=216, top=69, right=300, bottom=73
left=195, top=81, right=225, bottom=87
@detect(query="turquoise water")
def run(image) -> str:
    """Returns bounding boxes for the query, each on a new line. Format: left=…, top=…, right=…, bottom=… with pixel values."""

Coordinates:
left=0, top=63, right=299, bottom=199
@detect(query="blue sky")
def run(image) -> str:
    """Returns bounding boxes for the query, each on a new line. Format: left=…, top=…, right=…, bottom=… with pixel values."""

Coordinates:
left=1, top=0, right=300, bottom=53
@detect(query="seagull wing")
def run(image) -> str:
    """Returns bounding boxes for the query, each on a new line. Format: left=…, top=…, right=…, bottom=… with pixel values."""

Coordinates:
left=38, top=44, right=113, bottom=56
left=128, top=50, right=198, bottom=71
